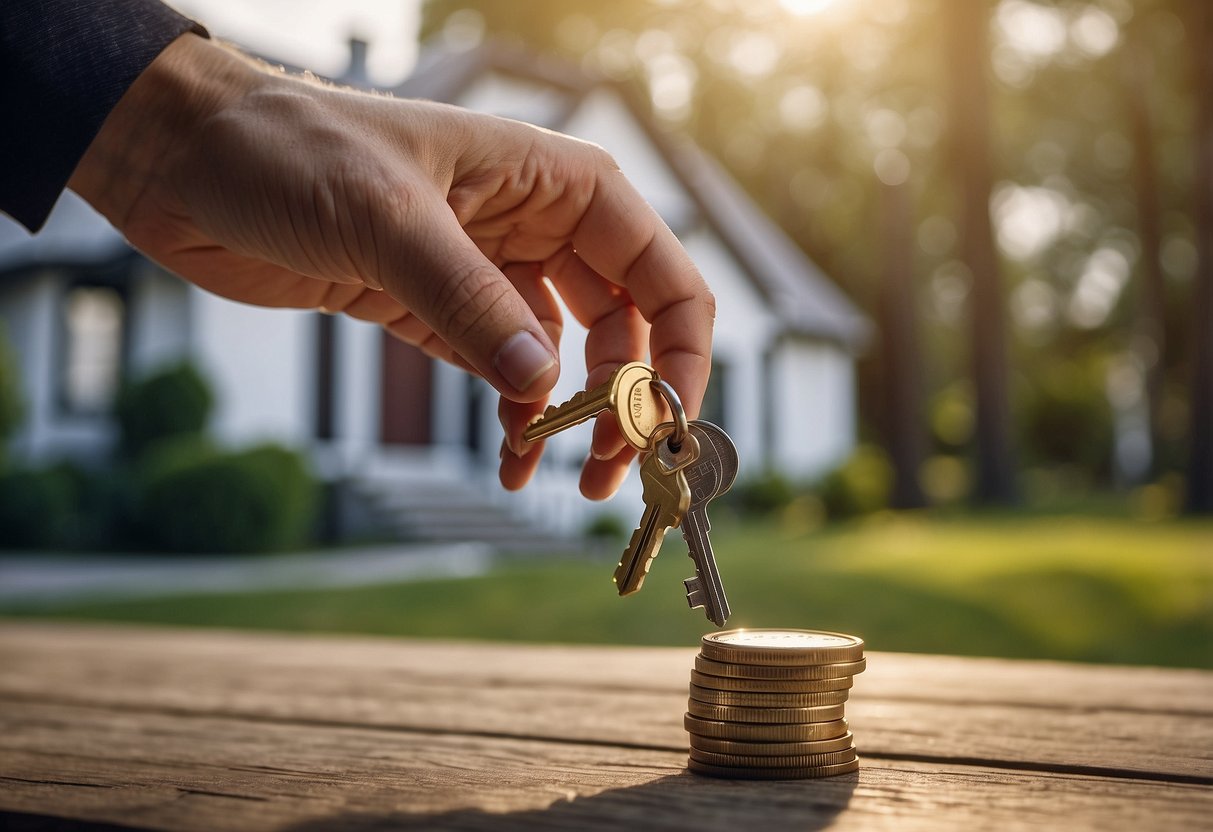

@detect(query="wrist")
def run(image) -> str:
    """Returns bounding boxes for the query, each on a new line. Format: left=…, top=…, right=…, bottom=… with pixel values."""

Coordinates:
left=68, top=33, right=261, bottom=228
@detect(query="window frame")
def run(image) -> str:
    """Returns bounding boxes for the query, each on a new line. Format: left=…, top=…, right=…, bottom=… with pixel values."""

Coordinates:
left=54, top=265, right=132, bottom=420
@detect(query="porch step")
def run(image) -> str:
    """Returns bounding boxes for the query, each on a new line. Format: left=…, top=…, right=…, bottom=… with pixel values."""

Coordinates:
left=355, top=477, right=589, bottom=555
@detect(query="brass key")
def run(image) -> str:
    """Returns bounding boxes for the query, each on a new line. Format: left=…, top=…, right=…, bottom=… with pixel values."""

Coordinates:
left=523, top=361, right=661, bottom=451
left=614, top=424, right=701, bottom=595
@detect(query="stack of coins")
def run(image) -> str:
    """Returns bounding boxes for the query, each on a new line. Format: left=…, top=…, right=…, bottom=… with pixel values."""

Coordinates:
left=684, top=629, right=866, bottom=779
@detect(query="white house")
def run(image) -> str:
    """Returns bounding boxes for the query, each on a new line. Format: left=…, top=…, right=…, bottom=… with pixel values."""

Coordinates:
left=0, top=41, right=869, bottom=545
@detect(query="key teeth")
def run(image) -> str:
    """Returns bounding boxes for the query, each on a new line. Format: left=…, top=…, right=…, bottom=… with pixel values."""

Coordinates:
left=683, top=576, right=705, bottom=610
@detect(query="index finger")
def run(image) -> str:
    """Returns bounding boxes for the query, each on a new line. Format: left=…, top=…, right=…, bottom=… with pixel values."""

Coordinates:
left=571, top=158, right=715, bottom=417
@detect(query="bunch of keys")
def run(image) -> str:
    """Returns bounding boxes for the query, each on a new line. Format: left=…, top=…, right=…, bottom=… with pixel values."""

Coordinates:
left=522, top=362, right=739, bottom=626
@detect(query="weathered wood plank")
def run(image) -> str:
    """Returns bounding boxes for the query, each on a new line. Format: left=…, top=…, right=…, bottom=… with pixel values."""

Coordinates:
left=1, top=623, right=1210, bottom=779
left=4, top=622, right=1211, bottom=711
left=2, top=701, right=1212, bottom=832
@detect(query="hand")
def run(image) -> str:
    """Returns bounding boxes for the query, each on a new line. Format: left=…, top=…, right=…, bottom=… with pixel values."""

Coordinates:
left=69, top=34, right=714, bottom=498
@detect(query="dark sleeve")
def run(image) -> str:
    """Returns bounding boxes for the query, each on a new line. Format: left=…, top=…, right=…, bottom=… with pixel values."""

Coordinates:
left=0, top=0, right=208, bottom=231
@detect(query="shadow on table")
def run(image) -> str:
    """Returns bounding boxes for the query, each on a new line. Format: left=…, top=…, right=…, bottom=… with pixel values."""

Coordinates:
left=284, top=771, right=858, bottom=831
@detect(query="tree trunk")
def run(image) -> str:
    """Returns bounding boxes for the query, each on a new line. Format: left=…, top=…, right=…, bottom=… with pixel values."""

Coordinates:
left=1125, top=19, right=1166, bottom=481
left=945, top=0, right=1017, bottom=505
left=1187, top=1, right=1213, bottom=514
left=878, top=177, right=928, bottom=509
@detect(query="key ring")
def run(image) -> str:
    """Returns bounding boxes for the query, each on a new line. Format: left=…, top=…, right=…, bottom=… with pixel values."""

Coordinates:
left=650, top=379, right=688, bottom=451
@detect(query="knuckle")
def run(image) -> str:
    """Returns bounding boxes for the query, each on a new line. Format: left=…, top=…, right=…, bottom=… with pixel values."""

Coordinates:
left=586, top=142, right=620, bottom=173
left=429, top=263, right=513, bottom=343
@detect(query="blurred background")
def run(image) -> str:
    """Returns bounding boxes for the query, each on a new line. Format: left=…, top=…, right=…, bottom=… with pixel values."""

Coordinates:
left=0, top=0, right=1209, bottom=668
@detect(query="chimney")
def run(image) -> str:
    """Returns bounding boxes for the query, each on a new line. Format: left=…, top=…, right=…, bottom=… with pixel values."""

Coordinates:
left=347, top=36, right=369, bottom=84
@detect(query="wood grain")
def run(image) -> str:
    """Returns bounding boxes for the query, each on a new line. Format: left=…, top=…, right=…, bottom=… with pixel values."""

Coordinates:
left=2, top=622, right=1210, bottom=778
left=1, top=622, right=1211, bottom=831
left=3, top=701, right=1212, bottom=832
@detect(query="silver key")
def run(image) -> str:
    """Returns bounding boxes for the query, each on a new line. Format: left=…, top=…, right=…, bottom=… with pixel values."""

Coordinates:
left=680, top=421, right=739, bottom=626
left=613, top=424, right=701, bottom=595
left=523, top=361, right=661, bottom=451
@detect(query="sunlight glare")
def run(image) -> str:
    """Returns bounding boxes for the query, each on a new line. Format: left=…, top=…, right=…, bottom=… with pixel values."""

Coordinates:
left=991, top=183, right=1073, bottom=261
left=779, top=0, right=843, bottom=16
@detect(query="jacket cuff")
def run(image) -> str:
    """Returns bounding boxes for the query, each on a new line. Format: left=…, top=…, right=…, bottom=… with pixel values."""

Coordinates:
left=0, top=0, right=208, bottom=231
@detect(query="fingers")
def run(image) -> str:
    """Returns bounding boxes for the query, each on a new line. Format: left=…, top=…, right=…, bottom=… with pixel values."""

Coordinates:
left=497, top=263, right=563, bottom=453
left=498, top=396, right=546, bottom=491
left=580, top=446, right=638, bottom=501
left=496, top=263, right=563, bottom=489
left=569, top=158, right=715, bottom=418
left=314, top=281, right=460, bottom=364
left=544, top=244, right=649, bottom=464
left=369, top=195, right=560, bottom=402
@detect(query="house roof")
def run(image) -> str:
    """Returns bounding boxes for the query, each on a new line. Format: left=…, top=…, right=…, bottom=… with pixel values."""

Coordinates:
left=390, top=41, right=871, bottom=351
left=0, top=191, right=130, bottom=274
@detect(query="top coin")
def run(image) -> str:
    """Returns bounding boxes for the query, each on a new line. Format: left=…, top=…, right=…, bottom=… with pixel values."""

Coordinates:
left=701, top=629, right=865, bottom=665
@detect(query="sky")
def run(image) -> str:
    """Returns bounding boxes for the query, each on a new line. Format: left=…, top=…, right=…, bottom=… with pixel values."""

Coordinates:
left=173, top=0, right=424, bottom=86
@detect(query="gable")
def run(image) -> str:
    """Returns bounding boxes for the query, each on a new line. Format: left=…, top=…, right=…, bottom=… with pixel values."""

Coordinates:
left=558, top=89, right=696, bottom=234
left=448, top=75, right=775, bottom=350
left=0, top=192, right=126, bottom=275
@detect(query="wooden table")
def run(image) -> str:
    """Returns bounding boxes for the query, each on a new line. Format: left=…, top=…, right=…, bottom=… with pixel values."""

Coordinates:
left=1, top=622, right=1210, bottom=831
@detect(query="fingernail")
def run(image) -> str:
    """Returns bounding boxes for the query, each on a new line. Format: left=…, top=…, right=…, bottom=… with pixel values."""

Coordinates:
left=498, top=411, right=512, bottom=451
left=494, top=331, right=556, bottom=393
left=363, top=274, right=383, bottom=291
left=589, top=417, right=618, bottom=460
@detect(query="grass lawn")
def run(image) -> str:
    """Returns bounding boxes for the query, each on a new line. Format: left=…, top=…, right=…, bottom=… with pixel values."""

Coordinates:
left=9, top=513, right=1213, bottom=668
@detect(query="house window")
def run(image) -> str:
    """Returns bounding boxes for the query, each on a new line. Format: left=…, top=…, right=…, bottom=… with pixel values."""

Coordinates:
left=314, top=313, right=337, bottom=440
left=465, top=374, right=484, bottom=454
left=700, top=360, right=728, bottom=431
left=61, top=285, right=126, bottom=415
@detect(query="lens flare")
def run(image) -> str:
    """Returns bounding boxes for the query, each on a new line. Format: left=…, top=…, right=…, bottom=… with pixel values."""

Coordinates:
left=779, top=0, right=843, bottom=16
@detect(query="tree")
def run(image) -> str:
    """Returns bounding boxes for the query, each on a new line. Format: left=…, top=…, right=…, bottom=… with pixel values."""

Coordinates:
left=1186, top=0, right=1213, bottom=513
left=944, top=0, right=1016, bottom=505
left=877, top=171, right=928, bottom=508
left=1125, top=12, right=1166, bottom=479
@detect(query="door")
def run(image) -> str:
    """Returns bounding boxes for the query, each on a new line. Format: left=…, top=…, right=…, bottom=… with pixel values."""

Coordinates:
left=380, top=333, right=432, bottom=445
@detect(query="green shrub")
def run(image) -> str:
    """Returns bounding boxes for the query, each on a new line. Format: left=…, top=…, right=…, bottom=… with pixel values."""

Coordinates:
left=815, top=444, right=893, bottom=519
left=135, top=439, right=316, bottom=553
left=114, top=362, right=213, bottom=460
left=0, top=466, right=75, bottom=548
left=731, top=471, right=796, bottom=515
left=48, top=460, right=142, bottom=549
left=584, top=512, right=627, bottom=540
left=0, top=324, right=24, bottom=461
left=1018, top=357, right=1114, bottom=476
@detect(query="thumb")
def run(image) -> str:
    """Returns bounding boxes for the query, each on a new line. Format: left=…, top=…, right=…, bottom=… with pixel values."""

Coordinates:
left=374, top=202, right=559, bottom=402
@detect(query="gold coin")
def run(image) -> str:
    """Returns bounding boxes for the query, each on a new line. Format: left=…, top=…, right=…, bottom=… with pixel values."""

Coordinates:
left=689, top=731, right=855, bottom=756
left=688, top=757, right=860, bottom=780
left=695, top=655, right=866, bottom=680
left=688, top=683, right=849, bottom=708
left=690, top=747, right=857, bottom=769
left=690, top=669, right=853, bottom=693
left=684, top=714, right=849, bottom=741
left=687, top=700, right=846, bottom=724
left=702, top=629, right=864, bottom=665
